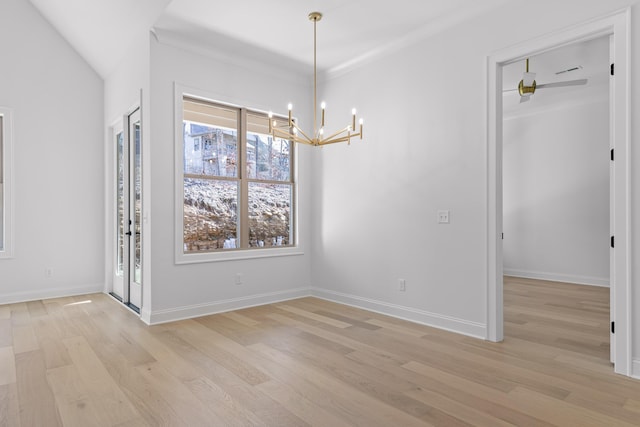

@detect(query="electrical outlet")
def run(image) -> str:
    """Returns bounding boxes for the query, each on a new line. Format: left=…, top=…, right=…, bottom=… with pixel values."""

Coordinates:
left=398, top=279, right=406, bottom=291
left=235, top=273, right=243, bottom=285
left=45, top=268, right=53, bottom=278
left=437, top=210, right=450, bottom=224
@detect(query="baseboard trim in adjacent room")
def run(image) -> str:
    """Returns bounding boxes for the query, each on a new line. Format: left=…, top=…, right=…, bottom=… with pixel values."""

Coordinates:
left=503, top=269, right=609, bottom=287
left=144, top=287, right=312, bottom=325
left=310, top=287, right=486, bottom=339
left=0, top=283, right=105, bottom=305
left=632, top=359, right=640, bottom=380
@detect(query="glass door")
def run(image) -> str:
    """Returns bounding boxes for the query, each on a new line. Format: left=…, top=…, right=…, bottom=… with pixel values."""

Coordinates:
left=112, top=108, right=142, bottom=312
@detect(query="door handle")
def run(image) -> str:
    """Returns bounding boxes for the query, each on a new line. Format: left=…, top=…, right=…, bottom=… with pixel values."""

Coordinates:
left=125, top=231, right=132, bottom=236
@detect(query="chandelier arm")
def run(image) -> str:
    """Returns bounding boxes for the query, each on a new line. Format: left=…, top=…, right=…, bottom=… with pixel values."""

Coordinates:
left=319, top=134, right=360, bottom=146
left=289, top=122, right=315, bottom=144
left=320, top=125, right=353, bottom=143
left=289, top=135, right=318, bottom=146
left=271, top=126, right=316, bottom=146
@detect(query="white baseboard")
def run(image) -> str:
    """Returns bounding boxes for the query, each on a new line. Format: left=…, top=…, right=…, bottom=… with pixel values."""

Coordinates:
left=0, top=283, right=105, bottom=305
left=503, top=269, right=609, bottom=287
left=310, top=287, right=486, bottom=339
left=145, top=286, right=487, bottom=340
left=144, top=287, right=312, bottom=325
left=632, top=359, right=640, bottom=380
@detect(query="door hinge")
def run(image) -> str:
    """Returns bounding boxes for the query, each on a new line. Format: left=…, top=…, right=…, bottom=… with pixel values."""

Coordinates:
left=611, top=148, right=614, bottom=161
left=611, top=321, right=615, bottom=334
left=611, top=63, right=615, bottom=76
left=611, top=236, right=615, bottom=248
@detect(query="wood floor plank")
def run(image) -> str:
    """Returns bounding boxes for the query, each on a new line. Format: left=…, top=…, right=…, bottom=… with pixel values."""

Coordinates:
left=402, top=360, right=554, bottom=426
left=0, top=346, right=16, bottom=386
left=177, top=319, right=272, bottom=386
left=507, top=386, right=638, bottom=427
left=79, top=333, right=185, bottom=426
left=365, top=317, right=430, bottom=337
left=404, top=385, right=515, bottom=427
left=32, top=317, right=73, bottom=370
left=256, top=379, right=354, bottom=427
left=0, top=383, right=20, bottom=427
left=11, top=325, right=39, bottom=354
left=275, top=304, right=352, bottom=328
left=62, top=335, right=141, bottom=425
left=15, top=350, right=62, bottom=426
left=220, top=310, right=261, bottom=327
left=624, top=398, right=640, bottom=414
left=0, top=305, right=10, bottom=320
left=46, top=364, right=103, bottom=427
left=134, top=362, right=229, bottom=426
left=185, top=375, right=267, bottom=426
left=26, top=300, right=48, bottom=318
left=9, top=303, right=31, bottom=328
left=0, top=319, right=11, bottom=348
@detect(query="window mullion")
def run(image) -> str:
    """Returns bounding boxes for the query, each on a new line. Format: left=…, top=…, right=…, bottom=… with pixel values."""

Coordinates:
left=239, top=109, right=249, bottom=249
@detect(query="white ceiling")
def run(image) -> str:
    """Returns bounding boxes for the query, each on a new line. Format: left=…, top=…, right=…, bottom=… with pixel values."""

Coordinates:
left=28, top=0, right=510, bottom=78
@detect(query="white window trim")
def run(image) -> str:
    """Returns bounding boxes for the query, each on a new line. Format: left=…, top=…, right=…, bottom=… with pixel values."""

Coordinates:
left=0, top=107, right=14, bottom=259
left=174, top=83, right=303, bottom=264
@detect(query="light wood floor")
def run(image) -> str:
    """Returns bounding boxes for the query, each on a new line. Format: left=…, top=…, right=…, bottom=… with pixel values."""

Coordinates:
left=2, top=278, right=640, bottom=426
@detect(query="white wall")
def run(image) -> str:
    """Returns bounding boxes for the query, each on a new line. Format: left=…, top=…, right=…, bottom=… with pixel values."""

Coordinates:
left=311, top=0, right=640, bottom=360
left=145, top=36, right=314, bottom=322
left=0, top=0, right=104, bottom=302
left=503, top=99, right=610, bottom=286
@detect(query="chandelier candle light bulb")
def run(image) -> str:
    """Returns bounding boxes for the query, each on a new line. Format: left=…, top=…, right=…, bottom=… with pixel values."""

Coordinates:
left=268, top=11, right=364, bottom=146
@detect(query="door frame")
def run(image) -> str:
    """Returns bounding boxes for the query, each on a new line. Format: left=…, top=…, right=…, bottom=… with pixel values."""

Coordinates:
left=109, top=104, right=142, bottom=313
left=486, top=8, right=631, bottom=376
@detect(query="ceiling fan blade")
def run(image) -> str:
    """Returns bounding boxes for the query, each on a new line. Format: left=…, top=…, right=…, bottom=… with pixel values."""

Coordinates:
left=537, top=78, right=588, bottom=89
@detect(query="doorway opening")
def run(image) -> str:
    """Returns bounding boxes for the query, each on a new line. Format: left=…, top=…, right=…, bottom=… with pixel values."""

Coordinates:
left=487, top=9, right=631, bottom=377
left=501, top=35, right=611, bottom=362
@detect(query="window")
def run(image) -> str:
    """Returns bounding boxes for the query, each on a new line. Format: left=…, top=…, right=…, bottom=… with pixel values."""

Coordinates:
left=0, top=107, right=13, bottom=258
left=181, top=96, right=294, bottom=254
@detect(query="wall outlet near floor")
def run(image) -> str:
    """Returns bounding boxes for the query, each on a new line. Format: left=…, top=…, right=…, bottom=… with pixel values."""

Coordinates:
left=437, top=210, right=450, bottom=224
left=235, top=273, right=243, bottom=285
left=398, top=279, right=406, bottom=291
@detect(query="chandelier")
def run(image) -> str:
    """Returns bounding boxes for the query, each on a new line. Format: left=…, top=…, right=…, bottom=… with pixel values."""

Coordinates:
left=268, top=11, right=363, bottom=146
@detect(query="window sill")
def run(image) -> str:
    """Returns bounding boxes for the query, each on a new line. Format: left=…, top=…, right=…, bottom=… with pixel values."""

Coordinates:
left=175, top=246, right=304, bottom=265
